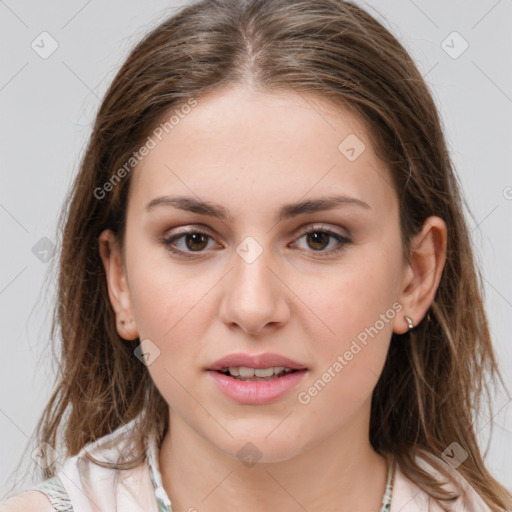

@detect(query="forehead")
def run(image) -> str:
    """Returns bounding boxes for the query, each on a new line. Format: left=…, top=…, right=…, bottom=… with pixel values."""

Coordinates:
left=129, top=86, right=397, bottom=218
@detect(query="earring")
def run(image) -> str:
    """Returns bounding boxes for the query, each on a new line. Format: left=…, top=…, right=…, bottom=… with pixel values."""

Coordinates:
left=405, top=315, right=414, bottom=330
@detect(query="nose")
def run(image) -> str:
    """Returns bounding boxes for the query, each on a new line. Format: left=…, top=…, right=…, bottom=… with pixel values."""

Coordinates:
left=218, top=246, right=290, bottom=335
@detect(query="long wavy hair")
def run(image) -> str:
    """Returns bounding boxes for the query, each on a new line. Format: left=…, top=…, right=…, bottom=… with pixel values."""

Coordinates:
left=20, top=0, right=512, bottom=509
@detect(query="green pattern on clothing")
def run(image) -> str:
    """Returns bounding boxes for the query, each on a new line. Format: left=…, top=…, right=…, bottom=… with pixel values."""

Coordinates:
left=147, top=432, right=173, bottom=511
left=33, top=475, right=74, bottom=512
left=380, top=458, right=394, bottom=511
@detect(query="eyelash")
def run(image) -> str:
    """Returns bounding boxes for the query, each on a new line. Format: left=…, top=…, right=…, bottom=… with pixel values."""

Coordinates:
left=161, top=225, right=352, bottom=260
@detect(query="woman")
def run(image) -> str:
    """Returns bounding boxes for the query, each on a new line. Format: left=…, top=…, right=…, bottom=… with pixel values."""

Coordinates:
left=2, top=0, right=511, bottom=510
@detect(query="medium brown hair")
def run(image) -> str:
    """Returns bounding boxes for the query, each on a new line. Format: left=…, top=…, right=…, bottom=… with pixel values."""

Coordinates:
left=24, top=0, right=512, bottom=509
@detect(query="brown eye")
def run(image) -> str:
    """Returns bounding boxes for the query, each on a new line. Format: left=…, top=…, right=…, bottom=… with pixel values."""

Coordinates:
left=292, top=226, right=352, bottom=258
left=183, top=232, right=210, bottom=251
left=162, top=225, right=351, bottom=260
left=162, top=229, right=220, bottom=257
left=305, top=231, right=331, bottom=251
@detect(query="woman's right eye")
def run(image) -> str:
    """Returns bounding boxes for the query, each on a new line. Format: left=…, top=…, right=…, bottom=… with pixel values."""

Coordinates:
left=162, top=230, right=220, bottom=257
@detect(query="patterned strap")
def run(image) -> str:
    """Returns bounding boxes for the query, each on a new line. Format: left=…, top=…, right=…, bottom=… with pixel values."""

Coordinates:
left=146, top=433, right=173, bottom=511
left=379, top=457, right=394, bottom=512
left=32, top=475, right=74, bottom=512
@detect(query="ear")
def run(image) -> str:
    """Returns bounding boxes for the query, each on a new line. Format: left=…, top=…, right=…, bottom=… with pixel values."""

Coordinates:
left=98, top=229, right=139, bottom=340
left=393, top=216, right=447, bottom=334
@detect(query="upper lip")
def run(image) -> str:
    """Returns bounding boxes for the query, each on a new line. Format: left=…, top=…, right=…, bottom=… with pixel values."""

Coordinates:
left=207, top=352, right=308, bottom=371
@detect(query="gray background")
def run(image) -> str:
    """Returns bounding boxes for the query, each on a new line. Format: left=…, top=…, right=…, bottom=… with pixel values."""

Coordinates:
left=1, top=0, right=511, bottom=498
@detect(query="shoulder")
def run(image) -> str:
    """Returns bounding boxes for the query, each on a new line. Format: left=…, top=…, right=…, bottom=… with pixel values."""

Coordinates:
left=0, top=474, right=71, bottom=512
left=0, top=419, right=147, bottom=512
left=0, top=490, right=56, bottom=512
left=391, top=450, right=492, bottom=512
left=48, top=417, right=155, bottom=511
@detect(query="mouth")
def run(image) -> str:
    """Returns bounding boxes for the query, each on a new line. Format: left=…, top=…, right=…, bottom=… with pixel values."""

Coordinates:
left=206, top=352, right=308, bottom=404
left=207, top=366, right=308, bottom=405
left=214, top=366, right=301, bottom=381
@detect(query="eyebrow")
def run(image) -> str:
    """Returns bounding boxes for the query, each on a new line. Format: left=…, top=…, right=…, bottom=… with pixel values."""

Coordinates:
left=145, top=194, right=371, bottom=222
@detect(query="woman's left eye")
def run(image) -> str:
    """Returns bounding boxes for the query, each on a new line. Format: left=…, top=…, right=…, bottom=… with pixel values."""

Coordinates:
left=161, top=226, right=351, bottom=259
left=292, top=228, right=351, bottom=257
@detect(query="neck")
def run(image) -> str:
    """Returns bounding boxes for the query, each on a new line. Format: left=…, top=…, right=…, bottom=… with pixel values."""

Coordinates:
left=159, top=409, right=389, bottom=512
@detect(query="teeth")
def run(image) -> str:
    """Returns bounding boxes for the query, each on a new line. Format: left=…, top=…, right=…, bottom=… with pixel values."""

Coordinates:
left=254, top=368, right=274, bottom=377
left=225, top=366, right=293, bottom=378
left=239, top=367, right=255, bottom=378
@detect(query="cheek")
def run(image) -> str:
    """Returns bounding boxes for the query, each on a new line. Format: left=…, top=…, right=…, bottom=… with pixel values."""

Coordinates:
left=331, top=235, right=403, bottom=337
left=293, top=289, right=396, bottom=434
left=126, top=257, right=212, bottom=385
left=294, top=245, right=401, bottom=401
left=127, top=268, right=210, bottom=412
left=128, top=246, right=206, bottom=339
left=302, top=255, right=399, bottom=346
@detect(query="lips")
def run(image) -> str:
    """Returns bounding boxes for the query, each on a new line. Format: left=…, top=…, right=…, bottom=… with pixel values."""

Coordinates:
left=207, top=352, right=308, bottom=372
left=206, top=352, right=308, bottom=404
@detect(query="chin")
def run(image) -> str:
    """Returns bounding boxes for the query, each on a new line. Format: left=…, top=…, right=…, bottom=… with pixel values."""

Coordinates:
left=216, top=433, right=308, bottom=466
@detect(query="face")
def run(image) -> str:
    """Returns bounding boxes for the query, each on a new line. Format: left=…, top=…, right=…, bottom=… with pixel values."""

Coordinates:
left=100, top=85, right=431, bottom=463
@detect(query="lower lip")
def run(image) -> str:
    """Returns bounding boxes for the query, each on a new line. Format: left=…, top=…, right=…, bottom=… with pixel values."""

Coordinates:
left=207, top=370, right=307, bottom=405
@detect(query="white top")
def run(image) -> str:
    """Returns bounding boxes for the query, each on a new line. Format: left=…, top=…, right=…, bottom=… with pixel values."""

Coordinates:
left=5, top=414, right=492, bottom=512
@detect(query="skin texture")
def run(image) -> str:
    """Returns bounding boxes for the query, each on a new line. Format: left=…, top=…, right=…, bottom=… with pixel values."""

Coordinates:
left=99, top=85, right=447, bottom=512
left=0, top=490, right=55, bottom=512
